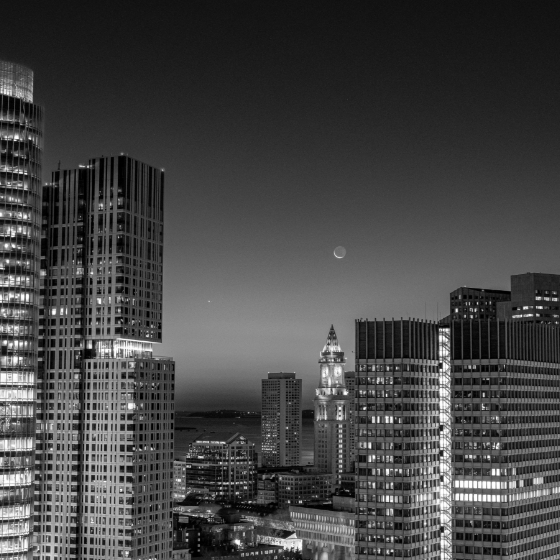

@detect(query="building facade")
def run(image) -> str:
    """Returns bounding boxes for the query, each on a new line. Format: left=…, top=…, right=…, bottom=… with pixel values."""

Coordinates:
left=256, top=473, right=278, bottom=505
left=449, top=319, right=560, bottom=559
left=174, top=460, right=187, bottom=501
left=355, top=313, right=560, bottom=560
left=449, top=287, right=511, bottom=321
left=184, top=432, right=257, bottom=502
left=290, top=497, right=355, bottom=560
left=0, top=60, right=43, bottom=560
left=497, top=272, right=560, bottom=325
left=276, top=472, right=332, bottom=507
left=34, top=155, right=174, bottom=560
left=261, top=373, right=302, bottom=468
left=314, top=326, right=352, bottom=483
left=355, top=319, right=442, bottom=560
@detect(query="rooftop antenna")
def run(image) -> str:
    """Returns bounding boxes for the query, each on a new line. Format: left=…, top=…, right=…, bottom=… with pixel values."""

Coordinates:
left=57, top=160, right=61, bottom=170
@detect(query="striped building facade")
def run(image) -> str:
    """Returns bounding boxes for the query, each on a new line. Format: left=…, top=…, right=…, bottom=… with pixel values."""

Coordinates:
left=354, top=317, right=560, bottom=560
left=34, top=156, right=174, bottom=560
left=355, top=319, right=442, bottom=560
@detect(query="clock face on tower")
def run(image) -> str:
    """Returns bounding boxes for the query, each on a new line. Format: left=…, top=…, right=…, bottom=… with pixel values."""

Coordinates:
left=334, top=366, right=342, bottom=378
left=321, top=366, right=329, bottom=378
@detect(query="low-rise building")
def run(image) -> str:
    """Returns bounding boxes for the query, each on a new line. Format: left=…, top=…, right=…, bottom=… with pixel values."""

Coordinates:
left=203, top=545, right=284, bottom=560
left=290, top=496, right=355, bottom=560
left=174, top=513, right=202, bottom=556
left=184, top=432, right=257, bottom=501
left=257, top=474, right=278, bottom=505
left=277, top=472, right=332, bottom=507
left=257, top=530, right=302, bottom=551
left=173, top=542, right=192, bottom=560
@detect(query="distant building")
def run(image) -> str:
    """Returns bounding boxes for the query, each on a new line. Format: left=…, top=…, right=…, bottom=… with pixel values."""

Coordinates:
left=290, top=495, right=356, bottom=560
left=213, top=546, right=285, bottom=560
left=184, top=432, right=257, bottom=501
left=314, top=326, right=352, bottom=483
left=174, top=459, right=188, bottom=501
left=200, top=508, right=256, bottom=549
left=172, top=546, right=191, bottom=560
left=257, top=473, right=278, bottom=505
left=276, top=471, right=332, bottom=507
left=173, top=514, right=202, bottom=555
left=338, top=472, right=355, bottom=496
left=497, top=272, right=560, bottom=324
left=449, top=286, right=511, bottom=320
left=257, top=530, right=302, bottom=551
left=262, top=372, right=302, bottom=467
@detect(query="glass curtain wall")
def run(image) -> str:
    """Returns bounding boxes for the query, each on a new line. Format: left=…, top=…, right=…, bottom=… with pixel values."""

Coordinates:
left=0, top=61, right=42, bottom=559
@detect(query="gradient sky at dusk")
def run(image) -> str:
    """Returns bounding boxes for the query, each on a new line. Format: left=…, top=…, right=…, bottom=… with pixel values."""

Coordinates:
left=4, top=3, right=560, bottom=410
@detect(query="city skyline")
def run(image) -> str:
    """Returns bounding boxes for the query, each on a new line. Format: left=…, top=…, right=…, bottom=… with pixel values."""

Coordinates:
left=3, top=4, right=560, bottom=410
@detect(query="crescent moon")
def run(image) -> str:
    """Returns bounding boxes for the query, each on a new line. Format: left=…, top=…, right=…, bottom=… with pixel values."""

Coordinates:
left=334, top=246, right=346, bottom=259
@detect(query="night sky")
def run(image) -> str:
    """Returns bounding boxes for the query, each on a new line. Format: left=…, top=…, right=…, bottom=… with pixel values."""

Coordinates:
left=4, top=3, right=560, bottom=410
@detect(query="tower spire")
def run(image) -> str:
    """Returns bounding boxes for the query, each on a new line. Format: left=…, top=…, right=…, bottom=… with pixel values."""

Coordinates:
left=320, top=324, right=344, bottom=359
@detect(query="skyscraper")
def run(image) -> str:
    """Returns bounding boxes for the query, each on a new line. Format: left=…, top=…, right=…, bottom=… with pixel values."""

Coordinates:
left=448, top=319, right=560, bottom=559
left=355, top=313, right=560, bottom=560
left=314, top=325, right=352, bottom=483
left=0, top=60, right=43, bottom=559
left=355, top=319, right=442, bottom=560
left=34, top=155, right=174, bottom=560
left=261, top=372, right=302, bottom=467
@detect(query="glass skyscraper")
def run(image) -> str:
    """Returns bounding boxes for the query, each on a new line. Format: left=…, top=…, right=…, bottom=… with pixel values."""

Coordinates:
left=0, top=60, right=43, bottom=559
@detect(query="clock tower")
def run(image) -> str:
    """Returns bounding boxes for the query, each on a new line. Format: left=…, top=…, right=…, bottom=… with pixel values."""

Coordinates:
left=314, top=325, right=352, bottom=482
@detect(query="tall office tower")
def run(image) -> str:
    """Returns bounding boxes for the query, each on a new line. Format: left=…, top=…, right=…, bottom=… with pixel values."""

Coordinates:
left=35, top=155, right=175, bottom=560
left=314, top=325, right=352, bottom=483
left=449, top=287, right=511, bottom=321
left=261, top=372, right=302, bottom=467
left=344, top=371, right=356, bottom=469
left=355, top=319, right=442, bottom=560
left=449, top=320, right=560, bottom=559
left=497, top=272, right=560, bottom=325
left=0, top=60, right=43, bottom=560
